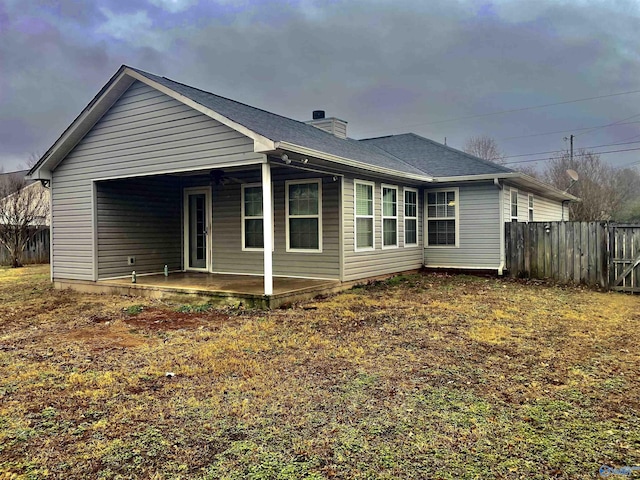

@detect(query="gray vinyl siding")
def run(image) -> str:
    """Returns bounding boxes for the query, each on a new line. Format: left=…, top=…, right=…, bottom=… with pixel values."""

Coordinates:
left=51, top=80, right=262, bottom=281
left=210, top=169, right=340, bottom=279
left=503, top=186, right=565, bottom=222
left=343, top=176, right=424, bottom=282
left=96, top=177, right=181, bottom=278
left=424, top=183, right=501, bottom=269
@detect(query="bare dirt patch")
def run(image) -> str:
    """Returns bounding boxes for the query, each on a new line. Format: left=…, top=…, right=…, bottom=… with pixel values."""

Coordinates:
left=123, top=307, right=227, bottom=331
left=66, top=323, right=148, bottom=351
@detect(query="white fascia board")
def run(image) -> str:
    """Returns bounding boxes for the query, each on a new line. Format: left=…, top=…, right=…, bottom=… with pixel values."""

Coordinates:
left=434, top=172, right=578, bottom=202
left=27, top=169, right=51, bottom=181
left=434, top=172, right=520, bottom=183
left=513, top=174, right=580, bottom=202
left=125, top=68, right=277, bottom=154
left=277, top=141, right=434, bottom=183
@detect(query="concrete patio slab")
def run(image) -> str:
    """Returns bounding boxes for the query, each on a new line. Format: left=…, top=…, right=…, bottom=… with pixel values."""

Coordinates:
left=55, top=272, right=342, bottom=309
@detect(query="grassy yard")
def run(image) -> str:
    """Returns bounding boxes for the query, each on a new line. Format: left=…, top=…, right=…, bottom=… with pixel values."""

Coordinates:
left=0, top=265, right=639, bottom=479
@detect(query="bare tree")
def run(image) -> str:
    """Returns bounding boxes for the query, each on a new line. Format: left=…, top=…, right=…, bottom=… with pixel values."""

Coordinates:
left=616, top=197, right=640, bottom=223
left=542, top=150, right=640, bottom=221
left=464, top=135, right=506, bottom=164
left=515, top=164, right=541, bottom=179
left=24, top=152, right=42, bottom=169
left=0, top=173, right=49, bottom=267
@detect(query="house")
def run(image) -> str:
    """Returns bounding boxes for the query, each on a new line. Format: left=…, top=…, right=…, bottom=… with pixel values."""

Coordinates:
left=27, top=66, right=577, bottom=306
left=0, top=170, right=50, bottom=227
left=0, top=170, right=50, bottom=266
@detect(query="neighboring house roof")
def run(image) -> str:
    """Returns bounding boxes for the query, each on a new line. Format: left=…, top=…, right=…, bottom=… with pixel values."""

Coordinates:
left=360, top=133, right=513, bottom=177
left=0, top=177, right=50, bottom=227
left=0, top=170, right=34, bottom=195
left=28, top=65, right=577, bottom=201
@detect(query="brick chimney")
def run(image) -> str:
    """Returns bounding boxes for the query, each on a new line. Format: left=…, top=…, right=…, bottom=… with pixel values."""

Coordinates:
left=305, top=110, right=348, bottom=139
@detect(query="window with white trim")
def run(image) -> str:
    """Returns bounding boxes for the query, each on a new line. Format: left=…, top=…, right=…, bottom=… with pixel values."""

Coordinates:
left=355, top=180, right=374, bottom=250
left=427, top=189, right=457, bottom=246
left=242, top=184, right=264, bottom=250
left=510, top=189, right=518, bottom=221
left=404, top=188, right=418, bottom=246
left=286, top=179, right=321, bottom=252
left=528, top=194, right=534, bottom=222
left=382, top=185, right=398, bottom=248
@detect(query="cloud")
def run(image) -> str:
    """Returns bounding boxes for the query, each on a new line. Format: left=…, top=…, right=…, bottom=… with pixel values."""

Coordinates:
left=97, top=8, right=152, bottom=38
left=147, top=0, right=198, bottom=13
left=1, top=0, right=640, bottom=172
left=96, top=6, right=188, bottom=51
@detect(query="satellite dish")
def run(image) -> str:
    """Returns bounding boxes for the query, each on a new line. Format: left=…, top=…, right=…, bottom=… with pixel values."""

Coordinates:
left=566, top=169, right=579, bottom=182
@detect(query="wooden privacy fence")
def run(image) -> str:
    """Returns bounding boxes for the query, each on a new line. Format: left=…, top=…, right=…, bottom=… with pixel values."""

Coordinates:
left=505, top=221, right=640, bottom=292
left=0, top=227, right=50, bottom=266
left=609, top=224, right=640, bottom=293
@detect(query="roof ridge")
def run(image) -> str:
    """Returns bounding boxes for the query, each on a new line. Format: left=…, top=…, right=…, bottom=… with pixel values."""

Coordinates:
left=359, top=134, right=397, bottom=141
left=133, top=67, right=347, bottom=141
left=405, top=132, right=514, bottom=173
left=360, top=139, right=434, bottom=177
left=131, top=68, right=432, bottom=175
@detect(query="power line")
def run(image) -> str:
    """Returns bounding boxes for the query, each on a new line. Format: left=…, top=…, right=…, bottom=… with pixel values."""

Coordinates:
left=360, top=88, right=640, bottom=135
left=501, top=139, right=640, bottom=160
left=574, top=112, right=640, bottom=137
left=617, top=159, right=640, bottom=168
left=503, top=146, right=640, bottom=165
left=499, top=120, right=640, bottom=141
left=615, top=131, right=640, bottom=142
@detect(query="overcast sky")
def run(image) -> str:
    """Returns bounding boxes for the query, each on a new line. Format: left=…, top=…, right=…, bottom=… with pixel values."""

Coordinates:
left=1, top=0, right=640, bottom=173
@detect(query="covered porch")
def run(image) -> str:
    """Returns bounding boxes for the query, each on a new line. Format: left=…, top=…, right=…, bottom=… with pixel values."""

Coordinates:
left=88, top=160, right=342, bottom=306
left=91, top=272, right=342, bottom=309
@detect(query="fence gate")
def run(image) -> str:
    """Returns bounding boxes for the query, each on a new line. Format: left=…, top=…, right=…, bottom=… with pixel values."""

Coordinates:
left=609, top=225, right=640, bottom=293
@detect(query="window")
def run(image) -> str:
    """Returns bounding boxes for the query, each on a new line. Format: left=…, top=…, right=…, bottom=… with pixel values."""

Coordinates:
left=427, top=189, right=458, bottom=246
left=528, top=194, right=534, bottom=222
left=404, top=188, right=418, bottom=246
left=242, top=184, right=264, bottom=250
left=355, top=180, right=374, bottom=250
left=286, top=180, right=321, bottom=252
left=382, top=185, right=398, bottom=248
left=510, top=189, right=518, bottom=221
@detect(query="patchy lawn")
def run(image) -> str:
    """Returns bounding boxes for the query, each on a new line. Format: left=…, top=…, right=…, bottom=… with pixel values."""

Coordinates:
left=0, top=265, right=639, bottom=479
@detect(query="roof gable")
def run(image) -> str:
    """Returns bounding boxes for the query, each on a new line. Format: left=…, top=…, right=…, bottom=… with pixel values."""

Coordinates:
left=128, top=68, right=429, bottom=178
left=27, top=64, right=574, bottom=204
left=360, top=133, right=513, bottom=177
left=29, top=66, right=431, bottom=181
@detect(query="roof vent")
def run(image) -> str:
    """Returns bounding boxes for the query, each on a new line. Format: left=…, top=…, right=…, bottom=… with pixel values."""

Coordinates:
left=312, top=110, right=325, bottom=120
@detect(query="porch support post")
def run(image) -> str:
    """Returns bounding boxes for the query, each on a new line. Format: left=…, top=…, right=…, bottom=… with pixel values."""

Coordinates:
left=262, top=162, right=273, bottom=295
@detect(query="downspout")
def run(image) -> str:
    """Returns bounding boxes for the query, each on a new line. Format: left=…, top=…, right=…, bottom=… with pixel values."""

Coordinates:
left=494, top=178, right=505, bottom=275
left=561, top=200, right=569, bottom=221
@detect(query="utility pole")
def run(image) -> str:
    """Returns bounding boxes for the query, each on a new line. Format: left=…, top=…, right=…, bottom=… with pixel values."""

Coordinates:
left=569, top=134, right=574, bottom=163
left=564, top=134, right=575, bottom=162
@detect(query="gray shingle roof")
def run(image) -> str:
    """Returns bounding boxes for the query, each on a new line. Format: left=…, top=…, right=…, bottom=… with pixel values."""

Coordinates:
left=130, top=68, right=428, bottom=178
left=131, top=67, right=514, bottom=179
left=360, top=133, right=514, bottom=177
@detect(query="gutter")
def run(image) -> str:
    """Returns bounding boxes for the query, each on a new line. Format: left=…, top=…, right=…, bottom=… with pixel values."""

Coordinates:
left=435, top=172, right=520, bottom=183
left=434, top=172, right=578, bottom=202
left=276, top=141, right=434, bottom=183
left=494, top=178, right=505, bottom=276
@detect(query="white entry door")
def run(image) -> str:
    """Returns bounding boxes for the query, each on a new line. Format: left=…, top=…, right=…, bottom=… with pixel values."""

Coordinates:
left=183, top=187, right=212, bottom=271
